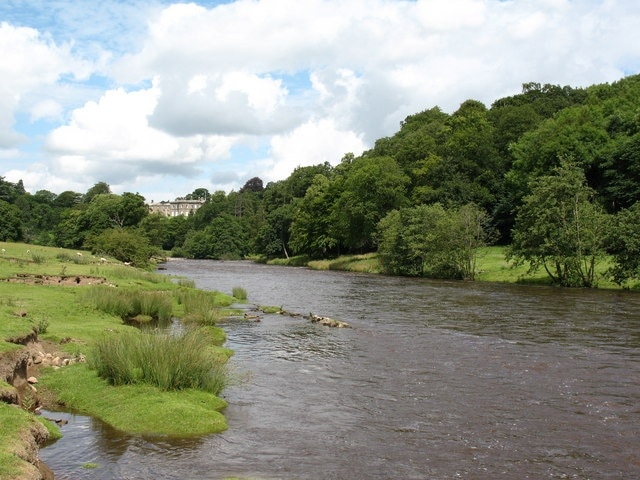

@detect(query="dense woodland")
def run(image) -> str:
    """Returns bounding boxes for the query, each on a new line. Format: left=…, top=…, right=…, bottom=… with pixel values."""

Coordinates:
left=2, top=75, right=640, bottom=287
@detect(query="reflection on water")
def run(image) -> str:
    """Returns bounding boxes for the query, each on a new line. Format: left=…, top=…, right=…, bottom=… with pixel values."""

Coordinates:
left=41, top=260, right=640, bottom=479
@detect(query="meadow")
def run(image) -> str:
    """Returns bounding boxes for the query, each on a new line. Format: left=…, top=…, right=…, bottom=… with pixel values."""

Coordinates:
left=0, top=241, right=243, bottom=480
left=287, top=246, right=625, bottom=289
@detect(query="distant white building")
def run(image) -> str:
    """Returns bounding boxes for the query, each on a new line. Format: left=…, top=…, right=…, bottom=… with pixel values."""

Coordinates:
left=148, top=198, right=205, bottom=217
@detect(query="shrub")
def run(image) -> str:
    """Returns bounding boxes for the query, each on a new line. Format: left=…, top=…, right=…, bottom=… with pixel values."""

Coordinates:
left=86, top=228, right=158, bottom=268
left=32, top=317, right=49, bottom=335
left=57, top=252, right=79, bottom=264
left=90, top=329, right=228, bottom=394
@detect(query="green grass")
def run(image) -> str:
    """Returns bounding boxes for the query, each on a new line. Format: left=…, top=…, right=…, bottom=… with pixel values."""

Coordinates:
left=0, top=402, right=60, bottom=479
left=279, top=247, right=626, bottom=289
left=39, top=363, right=228, bottom=436
left=475, top=246, right=621, bottom=288
left=232, top=286, right=248, bottom=301
left=90, top=328, right=229, bottom=394
left=0, top=240, right=236, bottom=470
left=307, top=253, right=382, bottom=273
left=175, top=288, right=236, bottom=325
left=81, top=286, right=174, bottom=323
left=267, top=254, right=311, bottom=267
left=258, top=305, right=283, bottom=314
left=0, top=403, right=31, bottom=478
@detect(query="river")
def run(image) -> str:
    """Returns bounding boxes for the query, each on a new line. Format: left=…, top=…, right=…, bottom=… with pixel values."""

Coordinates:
left=40, top=260, right=640, bottom=479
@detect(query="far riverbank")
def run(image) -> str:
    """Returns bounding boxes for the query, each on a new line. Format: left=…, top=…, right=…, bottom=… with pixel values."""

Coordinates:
left=261, top=246, right=635, bottom=290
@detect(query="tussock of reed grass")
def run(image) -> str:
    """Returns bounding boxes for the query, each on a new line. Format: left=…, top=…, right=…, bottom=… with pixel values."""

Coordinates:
left=90, top=329, right=228, bottom=394
left=232, top=286, right=247, bottom=300
left=82, top=286, right=173, bottom=322
left=176, top=289, right=232, bottom=325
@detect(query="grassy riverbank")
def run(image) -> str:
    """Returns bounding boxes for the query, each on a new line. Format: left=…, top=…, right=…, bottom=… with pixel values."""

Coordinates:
left=268, top=246, right=627, bottom=289
left=0, top=242, right=241, bottom=479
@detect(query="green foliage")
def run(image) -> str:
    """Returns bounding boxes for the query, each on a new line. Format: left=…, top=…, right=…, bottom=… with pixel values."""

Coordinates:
left=82, top=286, right=173, bottom=322
left=89, top=328, right=229, bottom=394
left=377, top=203, right=493, bottom=279
left=176, top=288, right=235, bottom=325
left=232, top=286, right=248, bottom=300
left=255, top=203, right=295, bottom=258
left=86, top=228, right=158, bottom=267
left=181, top=214, right=248, bottom=259
left=40, top=363, right=228, bottom=436
left=0, top=200, right=23, bottom=241
left=32, top=316, right=50, bottom=334
left=602, top=133, right=640, bottom=211
left=0, top=402, right=48, bottom=477
left=606, top=202, right=640, bottom=284
left=289, top=174, right=339, bottom=257
left=332, top=155, right=409, bottom=252
left=508, top=161, right=610, bottom=287
left=2, top=75, right=640, bottom=280
left=83, top=181, right=111, bottom=203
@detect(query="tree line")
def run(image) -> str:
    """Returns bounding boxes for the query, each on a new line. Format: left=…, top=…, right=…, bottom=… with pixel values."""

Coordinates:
left=2, top=74, right=640, bottom=286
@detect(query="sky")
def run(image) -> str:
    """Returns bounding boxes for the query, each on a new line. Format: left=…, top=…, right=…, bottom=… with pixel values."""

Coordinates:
left=1, top=0, right=639, bottom=203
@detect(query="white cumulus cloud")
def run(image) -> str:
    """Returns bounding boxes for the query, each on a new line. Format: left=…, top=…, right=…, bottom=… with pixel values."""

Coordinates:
left=1, top=0, right=640, bottom=198
left=44, top=83, right=236, bottom=189
left=265, top=118, right=367, bottom=181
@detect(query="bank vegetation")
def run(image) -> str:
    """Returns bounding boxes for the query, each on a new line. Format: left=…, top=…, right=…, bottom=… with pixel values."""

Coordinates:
left=3, top=75, right=640, bottom=288
left=0, top=242, right=242, bottom=480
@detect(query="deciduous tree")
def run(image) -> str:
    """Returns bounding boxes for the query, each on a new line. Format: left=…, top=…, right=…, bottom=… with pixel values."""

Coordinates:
left=508, top=161, right=610, bottom=287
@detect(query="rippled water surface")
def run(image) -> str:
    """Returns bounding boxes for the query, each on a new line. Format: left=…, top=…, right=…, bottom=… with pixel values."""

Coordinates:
left=41, top=260, right=640, bottom=479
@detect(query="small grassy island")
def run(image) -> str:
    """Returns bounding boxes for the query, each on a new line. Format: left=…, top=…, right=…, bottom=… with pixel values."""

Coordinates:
left=0, top=242, right=242, bottom=480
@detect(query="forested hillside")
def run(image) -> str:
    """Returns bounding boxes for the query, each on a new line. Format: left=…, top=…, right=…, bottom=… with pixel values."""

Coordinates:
left=2, top=75, right=640, bottom=286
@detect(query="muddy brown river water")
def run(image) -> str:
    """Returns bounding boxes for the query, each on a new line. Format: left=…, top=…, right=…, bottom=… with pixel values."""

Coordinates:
left=41, top=260, right=640, bottom=479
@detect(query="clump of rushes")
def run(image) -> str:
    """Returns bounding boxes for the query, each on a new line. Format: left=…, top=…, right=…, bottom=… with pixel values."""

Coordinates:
left=82, top=286, right=173, bottom=323
left=232, top=286, right=247, bottom=300
left=176, top=288, right=233, bottom=325
left=30, top=251, right=47, bottom=264
left=177, top=278, right=196, bottom=288
left=90, top=329, right=229, bottom=394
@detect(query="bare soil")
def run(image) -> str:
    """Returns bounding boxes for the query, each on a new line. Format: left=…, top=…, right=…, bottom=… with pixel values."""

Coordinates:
left=3, top=274, right=107, bottom=286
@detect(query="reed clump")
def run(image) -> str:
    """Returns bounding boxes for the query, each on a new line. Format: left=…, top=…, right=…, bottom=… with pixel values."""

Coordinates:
left=90, top=328, right=228, bottom=394
left=232, top=286, right=247, bottom=300
left=176, top=288, right=232, bottom=325
left=82, top=286, right=173, bottom=322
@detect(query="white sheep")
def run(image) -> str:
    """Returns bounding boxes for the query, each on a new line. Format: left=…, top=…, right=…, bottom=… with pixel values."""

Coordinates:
left=76, top=252, right=83, bottom=257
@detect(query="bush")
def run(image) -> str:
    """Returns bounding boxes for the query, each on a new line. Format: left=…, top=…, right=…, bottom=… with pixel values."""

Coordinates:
left=90, top=329, right=228, bottom=394
left=86, top=228, right=158, bottom=268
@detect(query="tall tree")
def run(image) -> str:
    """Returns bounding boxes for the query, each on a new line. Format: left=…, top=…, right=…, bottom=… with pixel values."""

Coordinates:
left=508, top=161, right=610, bottom=287
left=289, top=175, right=339, bottom=257
left=332, top=155, right=409, bottom=252
left=606, top=202, right=640, bottom=285
left=0, top=200, right=23, bottom=241
left=377, top=203, right=492, bottom=279
left=83, top=182, right=111, bottom=203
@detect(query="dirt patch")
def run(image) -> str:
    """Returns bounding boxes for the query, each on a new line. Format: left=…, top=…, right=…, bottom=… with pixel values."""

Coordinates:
left=0, top=339, right=69, bottom=480
left=1, top=338, right=85, bottom=408
left=3, top=274, right=107, bottom=286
